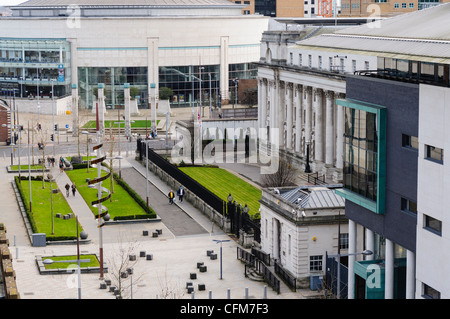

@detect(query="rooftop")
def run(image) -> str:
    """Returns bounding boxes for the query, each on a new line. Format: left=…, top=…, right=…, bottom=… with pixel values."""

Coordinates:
left=280, top=186, right=345, bottom=209
left=292, top=3, right=450, bottom=63
left=11, top=0, right=238, bottom=7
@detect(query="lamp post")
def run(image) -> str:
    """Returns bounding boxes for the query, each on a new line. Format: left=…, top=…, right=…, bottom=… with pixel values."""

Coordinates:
left=42, top=216, right=89, bottom=299
left=328, top=249, right=373, bottom=299
left=106, top=155, right=123, bottom=199
left=81, top=131, right=90, bottom=172
left=141, top=139, right=151, bottom=208
left=212, top=239, right=231, bottom=280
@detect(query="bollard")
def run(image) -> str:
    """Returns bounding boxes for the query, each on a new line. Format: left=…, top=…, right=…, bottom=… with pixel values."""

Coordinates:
left=263, top=285, right=267, bottom=299
left=227, top=288, right=231, bottom=299
left=16, top=247, right=19, bottom=260
left=209, top=290, right=212, bottom=299
left=245, top=287, right=248, bottom=299
left=191, top=292, right=195, bottom=299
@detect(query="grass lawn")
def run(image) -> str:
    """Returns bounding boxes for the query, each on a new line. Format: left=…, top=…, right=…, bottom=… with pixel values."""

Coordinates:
left=17, top=178, right=81, bottom=240
left=65, top=168, right=152, bottom=220
left=179, top=167, right=262, bottom=218
left=42, top=254, right=99, bottom=269
left=11, top=165, right=43, bottom=170
left=82, top=119, right=159, bottom=129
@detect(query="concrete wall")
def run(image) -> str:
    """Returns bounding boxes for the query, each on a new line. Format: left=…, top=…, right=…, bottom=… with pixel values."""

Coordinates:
left=416, top=84, right=450, bottom=298
left=14, top=96, right=71, bottom=115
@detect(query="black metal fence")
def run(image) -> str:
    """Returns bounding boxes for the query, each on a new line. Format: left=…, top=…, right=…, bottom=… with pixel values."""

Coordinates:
left=325, top=253, right=348, bottom=299
left=274, top=261, right=297, bottom=292
left=138, top=139, right=262, bottom=242
left=227, top=200, right=261, bottom=243
left=237, top=247, right=280, bottom=294
left=138, top=139, right=225, bottom=215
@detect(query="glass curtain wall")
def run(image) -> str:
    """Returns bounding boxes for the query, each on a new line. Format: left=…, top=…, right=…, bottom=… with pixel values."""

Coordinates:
left=78, top=67, right=148, bottom=109
left=0, top=39, right=71, bottom=98
left=159, top=65, right=220, bottom=108
left=343, top=107, right=378, bottom=202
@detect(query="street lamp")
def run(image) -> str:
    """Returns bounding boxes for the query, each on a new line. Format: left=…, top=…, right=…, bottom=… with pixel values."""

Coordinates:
left=106, top=155, right=123, bottom=198
left=328, top=249, right=373, bottom=299
left=42, top=216, right=88, bottom=299
left=212, top=239, right=231, bottom=280
left=141, top=139, right=151, bottom=208
left=81, top=130, right=90, bottom=172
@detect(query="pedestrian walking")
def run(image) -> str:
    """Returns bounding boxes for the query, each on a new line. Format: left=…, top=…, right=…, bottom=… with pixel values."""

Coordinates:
left=65, top=183, right=70, bottom=197
left=71, top=183, right=77, bottom=196
left=59, top=160, right=64, bottom=172
left=168, top=190, right=175, bottom=205
left=177, top=186, right=184, bottom=202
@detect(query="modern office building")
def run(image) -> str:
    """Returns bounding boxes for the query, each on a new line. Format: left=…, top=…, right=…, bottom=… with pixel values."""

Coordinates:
left=0, top=0, right=268, bottom=112
left=294, top=4, right=450, bottom=298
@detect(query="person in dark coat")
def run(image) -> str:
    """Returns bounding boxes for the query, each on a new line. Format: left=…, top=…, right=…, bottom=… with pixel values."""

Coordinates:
left=65, top=183, right=70, bottom=197
left=177, top=186, right=184, bottom=202
left=168, top=190, right=175, bottom=205
left=71, top=183, right=77, bottom=196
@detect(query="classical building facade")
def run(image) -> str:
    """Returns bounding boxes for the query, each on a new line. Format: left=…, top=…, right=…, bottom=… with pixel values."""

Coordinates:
left=256, top=25, right=377, bottom=182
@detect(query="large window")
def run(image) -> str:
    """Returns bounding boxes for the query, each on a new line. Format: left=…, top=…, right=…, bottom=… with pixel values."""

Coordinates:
left=343, top=108, right=378, bottom=201
left=78, top=66, right=148, bottom=109
left=337, top=98, right=386, bottom=215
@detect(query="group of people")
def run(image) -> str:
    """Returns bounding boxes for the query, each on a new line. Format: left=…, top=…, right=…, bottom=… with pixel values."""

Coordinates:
left=64, top=183, right=77, bottom=197
left=168, top=186, right=184, bottom=205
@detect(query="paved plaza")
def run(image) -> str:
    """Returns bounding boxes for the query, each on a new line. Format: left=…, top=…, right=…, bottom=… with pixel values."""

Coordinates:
left=0, top=107, right=319, bottom=300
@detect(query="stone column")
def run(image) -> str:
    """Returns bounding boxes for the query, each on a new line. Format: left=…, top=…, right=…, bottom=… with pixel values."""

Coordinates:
left=365, top=228, right=375, bottom=261
left=147, top=37, right=159, bottom=108
left=96, top=83, right=105, bottom=137
left=261, top=79, right=267, bottom=129
left=71, top=84, right=79, bottom=137
left=336, top=93, right=345, bottom=169
left=314, top=88, right=323, bottom=162
left=286, top=83, right=293, bottom=151
left=277, top=80, right=285, bottom=149
left=325, top=90, right=335, bottom=166
left=294, top=85, right=302, bottom=153
left=385, top=238, right=394, bottom=299
left=347, top=219, right=357, bottom=299
left=304, top=86, right=312, bottom=155
left=406, top=250, right=416, bottom=299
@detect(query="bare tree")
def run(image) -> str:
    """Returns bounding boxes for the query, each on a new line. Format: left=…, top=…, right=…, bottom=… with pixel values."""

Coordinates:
left=106, top=237, right=143, bottom=299
left=262, top=156, right=297, bottom=187
left=155, top=267, right=186, bottom=299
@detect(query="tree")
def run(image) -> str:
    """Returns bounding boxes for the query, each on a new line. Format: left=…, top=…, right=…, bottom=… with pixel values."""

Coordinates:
left=130, top=86, right=139, bottom=100
left=242, top=87, right=258, bottom=107
left=106, top=237, right=143, bottom=299
left=159, top=87, right=174, bottom=100
left=261, top=156, right=297, bottom=187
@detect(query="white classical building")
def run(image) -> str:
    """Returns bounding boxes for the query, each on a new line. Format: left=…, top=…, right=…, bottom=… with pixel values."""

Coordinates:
left=256, top=24, right=377, bottom=182
left=0, top=0, right=269, bottom=114
left=259, top=184, right=365, bottom=288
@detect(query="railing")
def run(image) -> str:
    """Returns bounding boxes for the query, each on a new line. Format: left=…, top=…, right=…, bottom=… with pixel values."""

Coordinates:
left=138, top=140, right=226, bottom=215
left=274, top=261, right=297, bottom=292
left=237, top=247, right=255, bottom=266
left=256, top=259, right=280, bottom=294
left=237, top=247, right=280, bottom=294
left=251, top=247, right=270, bottom=266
